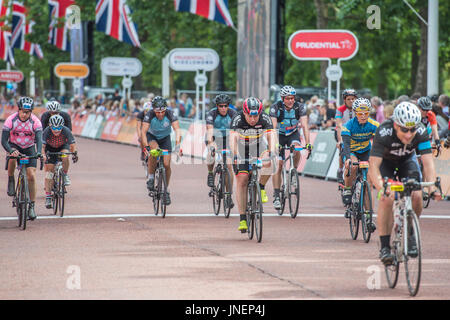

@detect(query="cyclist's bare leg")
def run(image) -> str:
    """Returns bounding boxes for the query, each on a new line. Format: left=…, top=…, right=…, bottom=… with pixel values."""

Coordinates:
left=235, top=173, right=249, bottom=216
left=412, top=190, right=423, bottom=217
left=44, top=163, right=55, bottom=194
left=259, top=150, right=275, bottom=186
left=147, top=141, right=159, bottom=175
left=292, top=141, right=302, bottom=168
left=272, top=159, right=283, bottom=190
left=7, top=158, right=16, bottom=177
left=61, top=149, right=70, bottom=173
left=377, top=194, right=394, bottom=237
left=344, top=155, right=358, bottom=188
left=26, top=167, right=37, bottom=202
left=226, top=164, right=234, bottom=192
left=163, top=154, right=171, bottom=186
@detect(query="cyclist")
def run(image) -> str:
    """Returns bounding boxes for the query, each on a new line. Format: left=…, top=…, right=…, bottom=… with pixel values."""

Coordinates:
left=341, top=98, right=379, bottom=229
left=1, top=97, right=43, bottom=220
left=368, top=102, right=441, bottom=265
left=417, top=96, right=441, bottom=155
left=230, top=97, right=277, bottom=232
left=269, top=85, right=312, bottom=210
left=41, top=115, right=78, bottom=209
left=335, top=89, right=358, bottom=185
left=141, top=96, right=182, bottom=205
left=40, top=99, right=72, bottom=131
left=206, top=94, right=237, bottom=208
left=137, top=101, right=152, bottom=162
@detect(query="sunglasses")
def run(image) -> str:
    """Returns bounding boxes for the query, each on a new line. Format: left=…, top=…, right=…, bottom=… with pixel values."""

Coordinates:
left=248, top=110, right=259, bottom=116
left=154, top=109, right=166, bottom=113
left=355, top=111, right=369, bottom=117
left=399, top=126, right=417, bottom=133
left=217, top=104, right=228, bottom=108
left=51, top=126, right=63, bottom=131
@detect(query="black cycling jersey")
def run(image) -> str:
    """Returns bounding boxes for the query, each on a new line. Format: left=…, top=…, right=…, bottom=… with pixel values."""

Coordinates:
left=230, top=111, right=273, bottom=146
left=40, top=111, right=72, bottom=131
left=370, top=119, right=432, bottom=164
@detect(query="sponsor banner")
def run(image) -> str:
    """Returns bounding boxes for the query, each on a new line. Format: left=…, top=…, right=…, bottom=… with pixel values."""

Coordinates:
left=434, top=148, right=450, bottom=198
left=88, top=115, right=105, bottom=139
left=81, top=114, right=97, bottom=137
left=325, top=147, right=340, bottom=180
left=302, top=131, right=337, bottom=178
left=116, top=116, right=138, bottom=145
left=101, top=116, right=118, bottom=141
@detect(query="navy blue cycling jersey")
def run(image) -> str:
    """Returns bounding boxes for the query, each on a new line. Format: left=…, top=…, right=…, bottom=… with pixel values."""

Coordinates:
left=143, top=109, right=178, bottom=140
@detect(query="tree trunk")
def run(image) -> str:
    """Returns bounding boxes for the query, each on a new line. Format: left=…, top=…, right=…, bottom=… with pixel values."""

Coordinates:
left=314, top=0, right=328, bottom=88
left=414, top=6, right=427, bottom=95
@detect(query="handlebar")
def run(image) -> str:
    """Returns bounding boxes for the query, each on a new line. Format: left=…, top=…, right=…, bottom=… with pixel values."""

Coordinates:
left=382, top=176, right=442, bottom=197
left=278, top=144, right=312, bottom=159
left=5, top=154, right=44, bottom=171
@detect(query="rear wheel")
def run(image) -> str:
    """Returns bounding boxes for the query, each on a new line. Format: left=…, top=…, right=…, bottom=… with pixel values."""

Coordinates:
left=361, top=181, right=373, bottom=243
left=404, top=210, right=422, bottom=296
left=288, top=169, right=300, bottom=218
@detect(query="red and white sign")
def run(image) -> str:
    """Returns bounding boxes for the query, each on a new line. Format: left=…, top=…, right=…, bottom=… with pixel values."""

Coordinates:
left=288, top=30, right=358, bottom=61
left=0, top=70, right=24, bottom=83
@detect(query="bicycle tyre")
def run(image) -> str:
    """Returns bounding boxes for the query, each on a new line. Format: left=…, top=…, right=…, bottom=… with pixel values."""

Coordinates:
left=278, top=170, right=286, bottom=216
left=153, top=169, right=160, bottom=215
left=246, top=185, right=255, bottom=240
left=59, top=170, right=66, bottom=217
left=212, top=166, right=221, bottom=216
left=16, top=175, right=24, bottom=228
left=385, top=221, right=400, bottom=289
left=223, top=166, right=232, bottom=219
left=349, top=209, right=359, bottom=240
left=361, top=181, right=373, bottom=243
left=20, top=174, right=29, bottom=230
left=404, top=210, right=422, bottom=296
left=160, top=167, right=167, bottom=218
left=288, top=169, right=300, bottom=218
left=52, top=172, right=59, bottom=215
left=254, top=182, right=263, bottom=242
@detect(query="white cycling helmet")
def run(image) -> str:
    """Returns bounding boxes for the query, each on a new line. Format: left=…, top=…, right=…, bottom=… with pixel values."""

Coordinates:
left=393, top=102, right=421, bottom=128
left=352, top=98, right=371, bottom=112
left=49, top=114, right=65, bottom=128
left=46, top=100, right=61, bottom=112
left=280, top=85, right=296, bottom=97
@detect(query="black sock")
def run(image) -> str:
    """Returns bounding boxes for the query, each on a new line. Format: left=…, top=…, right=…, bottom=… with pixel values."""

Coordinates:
left=240, top=214, right=246, bottom=221
left=380, top=235, right=391, bottom=249
left=259, top=183, right=265, bottom=190
left=274, top=189, right=280, bottom=197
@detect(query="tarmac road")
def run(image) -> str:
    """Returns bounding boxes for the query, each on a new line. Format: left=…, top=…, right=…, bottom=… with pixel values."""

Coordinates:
left=1, top=137, right=449, bottom=300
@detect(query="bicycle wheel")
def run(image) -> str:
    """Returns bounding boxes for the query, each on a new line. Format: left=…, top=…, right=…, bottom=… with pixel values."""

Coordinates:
left=212, top=166, right=221, bottom=216
left=153, top=169, right=160, bottom=215
left=20, top=175, right=29, bottom=231
left=52, top=173, right=59, bottom=215
left=160, top=167, right=167, bottom=218
left=223, top=167, right=232, bottom=219
left=404, top=210, right=422, bottom=296
left=288, top=169, right=300, bottom=218
left=361, top=181, right=373, bottom=243
left=59, top=170, right=66, bottom=217
left=16, top=176, right=24, bottom=228
left=385, top=226, right=400, bottom=289
left=246, top=185, right=255, bottom=240
left=253, top=182, right=263, bottom=242
left=278, top=169, right=286, bottom=216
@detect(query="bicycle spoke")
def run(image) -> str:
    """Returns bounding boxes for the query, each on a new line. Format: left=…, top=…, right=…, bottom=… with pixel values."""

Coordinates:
left=404, top=211, right=422, bottom=296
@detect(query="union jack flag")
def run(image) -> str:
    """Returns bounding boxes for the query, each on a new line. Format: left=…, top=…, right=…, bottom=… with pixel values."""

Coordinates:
left=174, top=0, right=235, bottom=29
left=95, top=0, right=141, bottom=48
left=0, top=0, right=15, bottom=65
left=48, top=0, right=74, bottom=51
left=11, top=1, right=44, bottom=59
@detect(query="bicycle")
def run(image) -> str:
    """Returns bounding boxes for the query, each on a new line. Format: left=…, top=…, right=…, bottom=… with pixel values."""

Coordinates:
left=277, top=145, right=310, bottom=218
left=209, top=147, right=233, bottom=218
left=383, top=176, right=442, bottom=296
left=148, top=148, right=169, bottom=218
left=46, top=152, right=76, bottom=217
left=6, top=154, right=43, bottom=230
left=345, top=161, right=376, bottom=243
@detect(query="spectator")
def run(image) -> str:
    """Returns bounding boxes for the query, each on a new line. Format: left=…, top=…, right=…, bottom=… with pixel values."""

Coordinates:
left=438, top=94, right=449, bottom=117
left=308, top=99, right=324, bottom=130
left=262, top=99, right=271, bottom=114
left=410, top=92, right=421, bottom=104
left=235, top=98, right=244, bottom=112
left=112, top=90, right=122, bottom=102
left=432, top=104, right=450, bottom=138
left=383, top=101, right=394, bottom=119
left=371, top=96, right=385, bottom=123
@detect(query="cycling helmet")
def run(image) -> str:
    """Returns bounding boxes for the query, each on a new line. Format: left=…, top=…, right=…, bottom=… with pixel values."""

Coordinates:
left=49, top=114, right=65, bottom=128
left=280, top=85, right=296, bottom=97
left=17, top=97, right=34, bottom=111
left=214, top=94, right=232, bottom=105
left=393, top=102, right=422, bottom=128
left=143, top=101, right=152, bottom=110
left=417, top=96, right=432, bottom=111
left=352, top=98, right=371, bottom=112
left=243, top=97, right=263, bottom=115
left=152, top=96, right=167, bottom=111
left=342, top=88, right=358, bottom=100
left=46, top=100, right=61, bottom=112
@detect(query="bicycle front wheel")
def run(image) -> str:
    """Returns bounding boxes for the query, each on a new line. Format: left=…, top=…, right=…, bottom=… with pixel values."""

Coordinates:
left=278, top=169, right=286, bottom=216
left=349, top=209, right=359, bottom=240
left=253, top=182, right=263, bottom=242
left=16, top=176, right=25, bottom=228
left=52, top=173, right=59, bottom=215
left=59, top=171, right=66, bottom=217
left=153, top=170, right=160, bottom=215
left=160, top=168, right=168, bottom=218
left=20, top=175, right=29, bottom=230
left=223, top=167, right=232, bottom=219
left=212, top=166, right=221, bottom=216
left=404, top=210, right=422, bottom=296
left=246, top=185, right=255, bottom=240
left=288, top=169, right=300, bottom=218
left=361, top=181, right=373, bottom=243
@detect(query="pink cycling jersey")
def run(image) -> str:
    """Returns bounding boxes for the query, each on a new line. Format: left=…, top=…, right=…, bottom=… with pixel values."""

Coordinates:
left=2, top=112, right=42, bottom=149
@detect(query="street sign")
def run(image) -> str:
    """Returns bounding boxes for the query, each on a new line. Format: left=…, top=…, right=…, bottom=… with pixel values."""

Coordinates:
left=194, top=73, right=208, bottom=86
left=73, top=78, right=81, bottom=89
left=100, top=57, right=142, bottom=77
left=121, top=77, right=133, bottom=88
left=54, top=63, right=90, bottom=79
left=288, top=30, right=359, bottom=61
left=326, top=64, right=343, bottom=81
left=168, top=48, right=219, bottom=72
left=0, top=70, right=24, bottom=83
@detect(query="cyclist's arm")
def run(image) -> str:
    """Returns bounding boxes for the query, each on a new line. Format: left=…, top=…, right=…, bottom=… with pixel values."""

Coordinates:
left=69, top=143, right=77, bottom=153
left=64, top=113, right=72, bottom=131
left=421, top=152, right=438, bottom=195
left=335, top=117, right=343, bottom=144
left=136, top=119, right=142, bottom=139
left=341, top=134, right=352, bottom=161
left=266, top=129, right=278, bottom=155
left=1, top=130, right=14, bottom=153
left=35, top=130, right=43, bottom=155
left=171, top=120, right=182, bottom=146
left=141, top=122, right=150, bottom=147
left=430, top=124, right=440, bottom=143
left=206, top=124, right=214, bottom=145
left=300, top=115, right=310, bottom=145
left=368, top=155, right=384, bottom=192
left=229, top=130, right=239, bottom=157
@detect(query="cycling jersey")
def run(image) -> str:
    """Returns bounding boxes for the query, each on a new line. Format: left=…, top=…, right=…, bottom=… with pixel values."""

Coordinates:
left=2, top=112, right=42, bottom=150
left=40, top=111, right=72, bottom=131
left=42, top=126, right=75, bottom=149
left=206, top=108, right=237, bottom=137
left=230, top=111, right=273, bottom=146
left=370, top=119, right=431, bottom=164
left=143, top=109, right=178, bottom=140
left=269, top=101, right=306, bottom=136
left=341, top=117, right=379, bottom=157
left=336, top=105, right=353, bottom=123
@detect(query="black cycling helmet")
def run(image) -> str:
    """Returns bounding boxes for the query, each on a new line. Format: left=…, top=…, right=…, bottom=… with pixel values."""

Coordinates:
left=18, top=96, right=34, bottom=111
left=152, top=96, right=167, bottom=111
left=417, top=96, right=432, bottom=111
left=214, top=94, right=232, bottom=106
left=243, top=97, right=263, bottom=115
left=342, top=88, right=358, bottom=100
